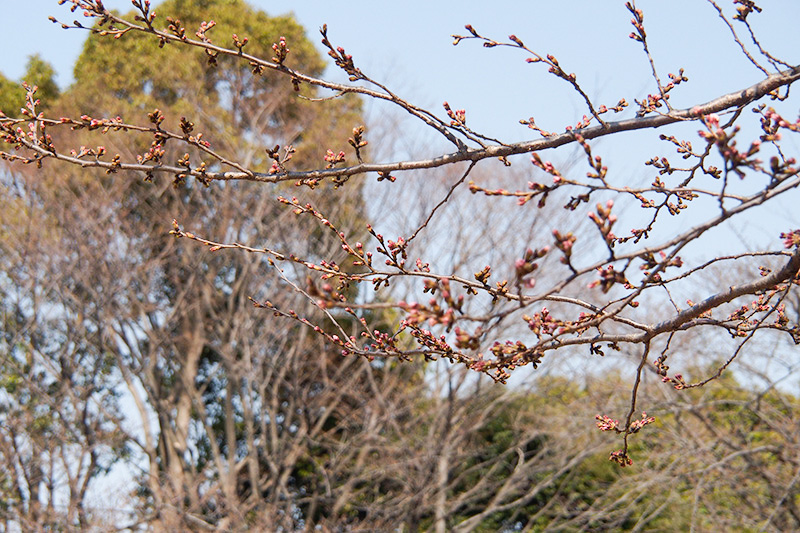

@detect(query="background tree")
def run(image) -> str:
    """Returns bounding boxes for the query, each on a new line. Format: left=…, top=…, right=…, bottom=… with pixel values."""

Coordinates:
left=0, top=55, right=59, bottom=115
left=1, top=0, right=409, bottom=529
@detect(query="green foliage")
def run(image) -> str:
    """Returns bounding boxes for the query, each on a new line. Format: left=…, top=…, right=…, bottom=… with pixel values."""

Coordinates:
left=0, top=72, right=25, bottom=117
left=0, top=55, right=60, bottom=117
left=22, top=55, right=60, bottom=105
left=72, top=0, right=324, bottom=134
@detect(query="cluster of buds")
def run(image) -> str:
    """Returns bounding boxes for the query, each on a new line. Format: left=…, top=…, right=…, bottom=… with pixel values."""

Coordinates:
left=443, top=101, right=466, bottom=126
left=402, top=323, right=456, bottom=359
left=365, top=224, right=406, bottom=270
left=757, top=106, right=800, bottom=141
left=662, top=372, right=687, bottom=390
left=595, top=414, right=620, bottom=432
left=361, top=327, right=401, bottom=356
left=470, top=357, right=488, bottom=372
left=50, top=1, right=126, bottom=37
left=173, top=152, right=191, bottom=185
left=725, top=290, right=796, bottom=339
left=727, top=304, right=752, bottom=326
left=137, top=139, right=165, bottom=166
left=552, top=230, right=577, bottom=268
left=266, top=144, right=295, bottom=174
left=652, top=170, right=673, bottom=189
left=639, top=250, right=683, bottom=284
left=658, top=133, right=696, bottom=161
left=588, top=265, right=629, bottom=293
left=148, top=108, right=165, bottom=129
left=734, top=0, right=762, bottom=21
left=756, top=108, right=800, bottom=178
left=537, top=54, right=576, bottom=84
left=320, top=25, right=361, bottom=80
left=698, top=113, right=763, bottom=177
left=629, top=412, right=655, bottom=433
left=572, top=114, right=595, bottom=130
left=106, top=154, right=122, bottom=174
left=782, top=229, right=800, bottom=249
left=666, top=69, right=689, bottom=92
left=195, top=20, right=218, bottom=64
left=515, top=246, right=548, bottom=286
left=626, top=1, right=646, bottom=42
left=474, top=265, right=491, bottom=285
left=166, top=17, right=186, bottom=41
left=523, top=307, right=561, bottom=337
left=132, top=0, right=156, bottom=27
left=70, top=145, right=106, bottom=159
left=636, top=72, right=687, bottom=117
left=196, top=19, right=216, bottom=41
left=488, top=340, right=542, bottom=373
left=609, top=98, right=629, bottom=113
left=635, top=93, right=667, bottom=116
left=654, top=347, right=687, bottom=388
left=414, top=258, right=430, bottom=273
left=232, top=33, right=248, bottom=53
left=531, top=152, right=562, bottom=181
left=609, top=450, right=633, bottom=467
left=179, top=116, right=194, bottom=136
left=645, top=157, right=679, bottom=179
left=348, top=126, right=367, bottom=162
left=653, top=353, right=671, bottom=377
left=454, top=327, right=482, bottom=350
left=773, top=303, right=789, bottom=328
left=324, top=149, right=346, bottom=169
left=598, top=411, right=655, bottom=467
left=385, top=237, right=408, bottom=268
left=666, top=190, right=695, bottom=215
left=588, top=200, right=616, bottom=246
left=272, top=36, right=289, bottom=65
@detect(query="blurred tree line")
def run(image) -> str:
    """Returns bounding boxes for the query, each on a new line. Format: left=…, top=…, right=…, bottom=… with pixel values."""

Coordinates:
left=2, top=1, right=799, bottom=531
